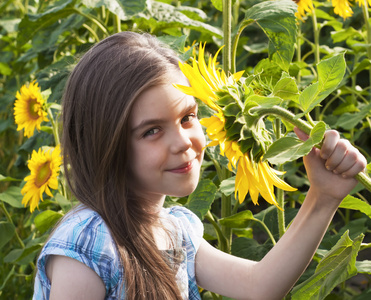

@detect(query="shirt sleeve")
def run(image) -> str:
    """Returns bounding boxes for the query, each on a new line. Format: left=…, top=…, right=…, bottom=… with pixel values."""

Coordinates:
left=167, top=206, right=204, bottom=251
left=34, top=209, right=122, bottom=298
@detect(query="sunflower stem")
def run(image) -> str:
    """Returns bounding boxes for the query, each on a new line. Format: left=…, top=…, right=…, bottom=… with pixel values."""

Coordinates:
left=275, top=118, right=286, bottom=237
left=222, top=0, right=232, bottom=73
left=252, top=217, right=276, bottom=245
left=205, top=211, right=229, bottom=252
left=47, top=107, right=60, bottom=146
left=0, top=201, right=36, bottom=270
left=249, top=105, right=371, bottom=192
left=0, top=201, right=25, bottom=249
left=361, top=1, right=371, bottom=94
left=220, top=167, right=232, bottom=253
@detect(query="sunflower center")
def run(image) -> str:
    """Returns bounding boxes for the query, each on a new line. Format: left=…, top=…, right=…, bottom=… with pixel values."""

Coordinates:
left=28, top=98, right=41, bottom=120
left=35, top=161, right=52, bottom=187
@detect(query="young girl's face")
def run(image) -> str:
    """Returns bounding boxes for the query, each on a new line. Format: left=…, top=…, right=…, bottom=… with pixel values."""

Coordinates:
left=129, top=71, right=206, bottom=204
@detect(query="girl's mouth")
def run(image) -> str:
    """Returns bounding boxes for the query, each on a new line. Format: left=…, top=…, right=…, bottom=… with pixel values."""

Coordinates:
left=167, top=161, right=193, bottom=173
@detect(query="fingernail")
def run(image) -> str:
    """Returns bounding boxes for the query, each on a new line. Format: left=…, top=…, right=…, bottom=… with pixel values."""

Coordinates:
left=326, top=165, right=332, bottom=171
left=333, top=170, right=338, bottom=175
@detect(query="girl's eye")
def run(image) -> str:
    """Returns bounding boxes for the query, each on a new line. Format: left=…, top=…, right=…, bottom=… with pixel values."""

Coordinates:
left=181, top=113, right=197, bottom=123
left=143, top=128, right=160, bottom=138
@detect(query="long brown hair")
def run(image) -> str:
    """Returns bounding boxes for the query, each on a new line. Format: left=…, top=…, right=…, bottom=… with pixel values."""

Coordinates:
left=62, top=32, right=183, bottom=299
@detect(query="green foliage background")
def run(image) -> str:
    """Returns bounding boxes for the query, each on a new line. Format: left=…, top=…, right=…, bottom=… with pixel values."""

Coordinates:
left=1, top=0, right=371, bottom=299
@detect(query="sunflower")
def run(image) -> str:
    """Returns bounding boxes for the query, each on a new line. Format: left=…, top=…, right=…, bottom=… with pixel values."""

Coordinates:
left=175, top=44, right=297, bottom=209
left=14, top=81, right=49, bottom=138
left=293, top=0, right=314, bottom=21
left=21, top=145, right=62, bottom=212
left=331, top=0, right=353, bottom=19
left=355, top=0, right=371, bottom=7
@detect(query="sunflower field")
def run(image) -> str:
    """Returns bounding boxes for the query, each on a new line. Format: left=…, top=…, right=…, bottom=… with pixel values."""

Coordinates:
left=1, top=0, right=371, bottom=299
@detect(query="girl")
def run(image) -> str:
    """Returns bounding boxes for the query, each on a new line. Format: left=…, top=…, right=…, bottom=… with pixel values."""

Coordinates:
left=33, top=32, right=367, bottom=300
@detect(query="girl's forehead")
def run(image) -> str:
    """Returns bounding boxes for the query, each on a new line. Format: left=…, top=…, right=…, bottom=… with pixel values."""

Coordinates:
left=129, top=83, right=196, bottom=129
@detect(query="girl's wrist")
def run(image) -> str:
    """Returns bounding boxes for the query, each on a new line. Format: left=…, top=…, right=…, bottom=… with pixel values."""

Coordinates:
left=305, top=187, right=342, bottom=216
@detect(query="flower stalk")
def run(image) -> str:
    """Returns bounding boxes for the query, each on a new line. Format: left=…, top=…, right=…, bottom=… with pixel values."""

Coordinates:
left=249, top=105, right=371, bottom=192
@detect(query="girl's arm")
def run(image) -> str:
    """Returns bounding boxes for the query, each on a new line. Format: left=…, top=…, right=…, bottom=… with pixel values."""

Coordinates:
left=195, top=129, right=367, bottom=300
left=47, top=255, right=106, bottom=300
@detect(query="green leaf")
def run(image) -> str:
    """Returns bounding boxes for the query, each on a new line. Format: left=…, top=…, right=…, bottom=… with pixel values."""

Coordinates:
left=242, top=0, right=297, bottom=72
left=263, top=121, right=326, bottom=165
left=211, top=0, right=237, bottom=12
left=3, top=243, right=43, bottom=265
left=0, top=222, right=15, bottom=249
left=220, top=176, right=236, bottom=196
left=32, top=14, right=85, bottom=52
left=142, top=1, right=222, bottom=38
left=272, top=72, right=299, bottom=101
left=55, top=193, right=73, bottom=212
left=0, top=175, right=20, bottom=182
left=223, top=103, right=241, bottom=116
left=331, top=27, right=363, bottom=43
left=186, top=179, right=217, bottom=220
left=299, top=54, right=346, bottom=114
left=245, top=95, right=282, bottom=109
left=231, top=237, right=270, bottom=261
left=17, top=0, right=75, bottom=47
left=82, top=0, right=148, bottom=20
left=349, top=58, right=371, bottom=77
left=219, top=210, right=254, bottom=228
left=356, top=260, right=371, bottom=274
left=339, top=195, right=371, bottom=218
left=0, top=62, right=11, bottom=75
left=0, top=186, right=24, bottom=208
left=34, top=210, right=64, bottom=234
left=335, top=102, right=371, bottom=130
left=211, top=0, right=223, bottom=11
left=157, top=35, right=187, bottom=54
left=291, top=232, right=364, bottom=300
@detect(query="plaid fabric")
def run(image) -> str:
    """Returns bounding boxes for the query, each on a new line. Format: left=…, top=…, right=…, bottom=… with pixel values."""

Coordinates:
left=33, top=205, right=203, bottom=299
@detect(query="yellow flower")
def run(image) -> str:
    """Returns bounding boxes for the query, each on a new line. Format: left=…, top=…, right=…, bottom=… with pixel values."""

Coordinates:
left=293, top=0, right=314, bottom=21
left=331, top=0, right=353, bottom=19
left=14, top=81, right=49, bottom=138
left=176, top=43, right=297, bottom=209
left=21, top=145, right=62, bottom=212
left=175, top=43, right=244, bottom=113
left=355, top=0, right=371, bottom=7
left=235, top=156, right=297, bottom=208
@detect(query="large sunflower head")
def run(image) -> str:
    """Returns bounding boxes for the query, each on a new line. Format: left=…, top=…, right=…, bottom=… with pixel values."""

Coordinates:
left=14, top=81, right=49, bottom=138
left=175, top=44, right=297, bottom=208
left=21, top=145, right=62, bottom=212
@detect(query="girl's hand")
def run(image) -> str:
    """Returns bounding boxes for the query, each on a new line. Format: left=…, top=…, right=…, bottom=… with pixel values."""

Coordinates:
left=294, top=128, right=367, bottom=203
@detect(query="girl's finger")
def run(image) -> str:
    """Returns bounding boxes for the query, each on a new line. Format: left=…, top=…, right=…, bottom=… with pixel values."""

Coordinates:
left=325, top=139, right=351, bottom=171
left=320, top=130, right=340, bottom=160
left=339, top=151, right=367, bottom=178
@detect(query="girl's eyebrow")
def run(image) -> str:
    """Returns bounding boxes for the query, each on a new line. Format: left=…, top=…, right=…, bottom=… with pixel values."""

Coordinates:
left=131, top=101, right=198, bottom=133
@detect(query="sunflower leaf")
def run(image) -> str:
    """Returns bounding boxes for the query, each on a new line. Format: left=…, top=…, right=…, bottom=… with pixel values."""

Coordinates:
left=291, top=232, right=363, bottom=300
left=219, top=210, right=255, bottom=228
left=82, top=0, right=148, bottom=20
left=263, top=121, right=326, bottom=164
left=185, top=179, right=217, bottom=220
left=298, top=53, right=346, bottom=114
left=241, top=0, right=297, bottom=72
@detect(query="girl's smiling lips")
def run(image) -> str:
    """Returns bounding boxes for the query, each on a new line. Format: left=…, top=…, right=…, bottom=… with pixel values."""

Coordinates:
left=167, top=160, right=194, bottom=173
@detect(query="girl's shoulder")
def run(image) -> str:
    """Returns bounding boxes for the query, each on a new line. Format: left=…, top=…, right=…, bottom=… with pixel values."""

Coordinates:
left=163, top=206, right=204, bottom=250
left=35, top=206, right=122, bottom=297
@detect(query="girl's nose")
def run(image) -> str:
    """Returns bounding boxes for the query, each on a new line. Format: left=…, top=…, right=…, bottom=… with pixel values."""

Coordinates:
left=170, top=128, right=192, bottom=153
